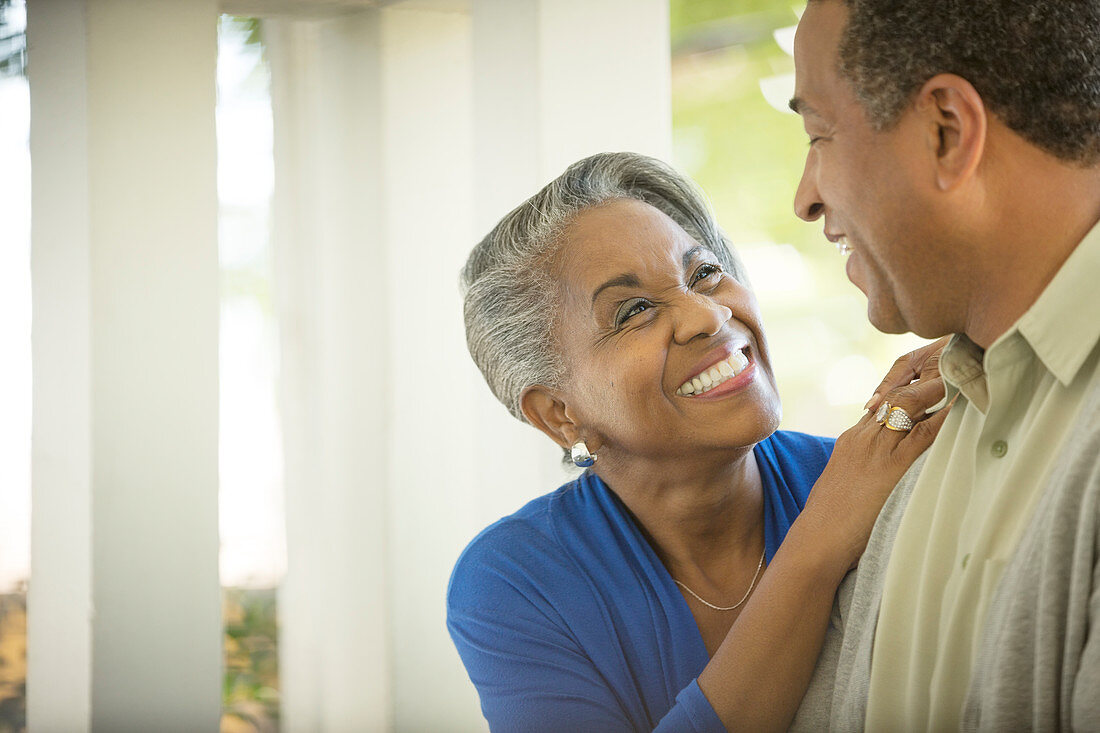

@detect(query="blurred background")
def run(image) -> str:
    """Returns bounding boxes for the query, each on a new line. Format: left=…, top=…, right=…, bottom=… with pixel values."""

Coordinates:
left=0, top=0, right=924, bottom=731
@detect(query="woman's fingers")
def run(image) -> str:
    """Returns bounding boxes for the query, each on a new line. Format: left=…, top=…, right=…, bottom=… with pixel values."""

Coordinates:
left=864, top=336, right=951, bottom=411
left=893, top=396, right=955, bottom=463
left=880, top=375, right=947, bottom=421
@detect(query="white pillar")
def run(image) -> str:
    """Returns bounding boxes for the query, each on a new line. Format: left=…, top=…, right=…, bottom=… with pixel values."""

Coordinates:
left=375, top=7, right=487, bottom=730
left=266, top=1, right=671, bottom=730
left=28, top=1, right=222, bottom=731
left=27, top=1, right=92, bottom=729
left=267, top=12, right=393, bottom=732
left=468, top=0, right=672, bottom=521
left=473, top=0, right=671, bottom=220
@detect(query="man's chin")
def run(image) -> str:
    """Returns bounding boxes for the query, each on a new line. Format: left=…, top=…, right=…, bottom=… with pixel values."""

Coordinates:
left=866, top=300, right=910, bottom=335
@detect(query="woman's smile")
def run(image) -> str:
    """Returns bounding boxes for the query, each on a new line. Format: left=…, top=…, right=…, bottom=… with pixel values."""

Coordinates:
left=675, top=345, right=754, bottom=398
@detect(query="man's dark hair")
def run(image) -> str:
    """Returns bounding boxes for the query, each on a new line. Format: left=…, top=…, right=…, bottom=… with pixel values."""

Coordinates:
left=832, top=0, right=1100, bottom=165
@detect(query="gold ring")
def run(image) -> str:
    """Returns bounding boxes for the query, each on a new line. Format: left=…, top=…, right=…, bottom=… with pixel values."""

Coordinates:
left=883, top=406, right=914, bottom=432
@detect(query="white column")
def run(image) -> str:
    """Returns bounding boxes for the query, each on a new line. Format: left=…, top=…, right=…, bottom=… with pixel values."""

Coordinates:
left=27, top=1, right=92, bottom=729
left=267, top=1, right=671, bottom=730
left=267, top=12, right=393, bottom=733
left=473, top=0, right=671, bottom=216
left=468, top=0, right=672, bottom=523
left=28, top=1, right=222, bottom=731
left=375, top=7, right=487, bottom=731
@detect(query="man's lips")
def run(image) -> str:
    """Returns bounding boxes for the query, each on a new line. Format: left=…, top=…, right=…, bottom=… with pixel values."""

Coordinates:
left=825, top=231, right=852, bottom=255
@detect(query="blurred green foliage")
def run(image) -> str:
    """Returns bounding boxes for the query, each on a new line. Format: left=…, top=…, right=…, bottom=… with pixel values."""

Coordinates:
left=670, top=0, right=926, bottom=437
left=0, top=0, right=26, bottom=78
left=0, top=591, right=25, bottom=733
left=0, top=588, right=278, bottom=733
left=222, top=588, right=279, bottom=733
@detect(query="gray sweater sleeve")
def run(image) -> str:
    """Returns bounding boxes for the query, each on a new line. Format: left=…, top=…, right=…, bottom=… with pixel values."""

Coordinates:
left=790, top=455, right=924, bottom=732
left=962, top=388, right=1100, bottom=732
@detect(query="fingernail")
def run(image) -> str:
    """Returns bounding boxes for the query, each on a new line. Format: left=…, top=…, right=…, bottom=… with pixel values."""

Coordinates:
left=864, top=392, right=881, bottom=411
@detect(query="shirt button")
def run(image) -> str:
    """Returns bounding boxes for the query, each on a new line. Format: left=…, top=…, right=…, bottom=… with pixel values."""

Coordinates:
left=991, top=440, right=1008, bottom=458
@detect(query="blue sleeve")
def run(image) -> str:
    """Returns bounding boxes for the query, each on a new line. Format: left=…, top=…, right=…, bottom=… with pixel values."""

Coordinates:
left=447, top=521, right=728, bottom=733
left=446, top=534, right=638, bottom=726
left=654, top=679, right=727, bottom=732
left=447, top=591, right=637, bottom=732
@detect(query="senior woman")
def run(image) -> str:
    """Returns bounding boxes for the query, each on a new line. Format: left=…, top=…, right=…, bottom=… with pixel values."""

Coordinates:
left=447, top=152, right=947, bottom=732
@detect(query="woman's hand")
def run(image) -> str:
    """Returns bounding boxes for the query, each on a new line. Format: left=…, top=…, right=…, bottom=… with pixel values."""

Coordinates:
left=696, top=339, right=953, bottom=732
left=802, top=338, right=954, bottom=571
left=864, top=336, right=951, bottom=412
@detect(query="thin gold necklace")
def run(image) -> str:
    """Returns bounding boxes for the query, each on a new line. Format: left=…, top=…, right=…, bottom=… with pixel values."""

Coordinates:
left=673, top=549, right=766, bottom=612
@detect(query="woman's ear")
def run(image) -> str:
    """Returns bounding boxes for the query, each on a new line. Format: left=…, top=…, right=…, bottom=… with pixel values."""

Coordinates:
left=915, top=73, right=987, bottom=191
left=520, top=385, right=575, bottom=450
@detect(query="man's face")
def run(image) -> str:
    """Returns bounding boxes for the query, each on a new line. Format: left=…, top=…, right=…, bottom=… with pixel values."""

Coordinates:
left=791, top=1, right=948, bottom=336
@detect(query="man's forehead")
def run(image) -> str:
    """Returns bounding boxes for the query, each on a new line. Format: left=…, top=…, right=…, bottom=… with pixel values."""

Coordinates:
left=793, top=0, right=846, bottom=63
left=790, top=1, right=847, bottom=117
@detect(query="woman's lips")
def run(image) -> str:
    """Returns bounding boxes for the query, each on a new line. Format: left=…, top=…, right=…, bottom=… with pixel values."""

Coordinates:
left=676, top=347, right=754, bottom=398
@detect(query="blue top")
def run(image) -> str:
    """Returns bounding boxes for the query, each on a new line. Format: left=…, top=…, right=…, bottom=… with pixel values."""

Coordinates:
left=447, top=430, right=835, bottom=732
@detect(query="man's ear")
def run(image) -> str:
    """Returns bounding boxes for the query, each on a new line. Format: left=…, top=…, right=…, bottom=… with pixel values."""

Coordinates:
left=520, top=385, right=576, bottom=450
left=915, top=73, right=987, bottom=191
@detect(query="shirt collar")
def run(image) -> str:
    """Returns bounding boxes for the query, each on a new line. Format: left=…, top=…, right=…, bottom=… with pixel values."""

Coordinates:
left=1016, top=216, right=1100, bottom=386
left=940, top=333, right=989, bottom=412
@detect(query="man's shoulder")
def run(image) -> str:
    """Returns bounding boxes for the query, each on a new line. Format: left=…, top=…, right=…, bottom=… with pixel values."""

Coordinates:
left=1051, top=374, right=1100, bottom=484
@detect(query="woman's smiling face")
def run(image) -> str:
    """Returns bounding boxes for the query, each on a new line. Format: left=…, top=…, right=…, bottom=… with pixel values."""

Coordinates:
left=549, top=198, right=782, bottom=463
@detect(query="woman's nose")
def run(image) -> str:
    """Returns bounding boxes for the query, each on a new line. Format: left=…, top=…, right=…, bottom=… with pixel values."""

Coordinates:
left=794, top=155, right=824, bottom=222
left=672, top=292, right=733, bottom=344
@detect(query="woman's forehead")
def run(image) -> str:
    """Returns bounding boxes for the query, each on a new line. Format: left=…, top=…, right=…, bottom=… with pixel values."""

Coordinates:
left=559, top=199, right=704, bottom=280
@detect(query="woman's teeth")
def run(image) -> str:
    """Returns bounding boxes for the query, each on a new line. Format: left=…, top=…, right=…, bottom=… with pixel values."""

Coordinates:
left=676, top=351, right=750, bottom=396
left=836, top=236, right=852, bottom=256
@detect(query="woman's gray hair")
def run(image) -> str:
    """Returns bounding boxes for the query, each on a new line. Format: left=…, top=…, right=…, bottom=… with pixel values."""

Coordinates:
left=461, top=151, right=746, bottom=423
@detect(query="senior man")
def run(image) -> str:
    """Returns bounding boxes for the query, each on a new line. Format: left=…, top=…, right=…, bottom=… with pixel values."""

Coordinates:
left=788, top=0, right=1100, bottom=730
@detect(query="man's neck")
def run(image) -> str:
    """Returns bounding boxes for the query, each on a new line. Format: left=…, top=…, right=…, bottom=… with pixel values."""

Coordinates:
left=963, top=159, right=1100, bottom=349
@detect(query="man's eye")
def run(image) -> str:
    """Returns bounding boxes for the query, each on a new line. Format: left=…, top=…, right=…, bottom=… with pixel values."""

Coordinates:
left=615, top=299, right=651, bottom=326
left=691, top=263, right=723, bottom=287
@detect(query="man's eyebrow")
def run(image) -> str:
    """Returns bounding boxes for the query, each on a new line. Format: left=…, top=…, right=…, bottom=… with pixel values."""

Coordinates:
left=591, top=274, right=641, bottom=306
left=788, top=96, right=818, bottom=116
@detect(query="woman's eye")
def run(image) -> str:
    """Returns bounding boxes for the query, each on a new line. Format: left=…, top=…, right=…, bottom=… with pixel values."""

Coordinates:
left=691, top=263, right=723, bottom=287
left=615, top=299, right=651, bottom=326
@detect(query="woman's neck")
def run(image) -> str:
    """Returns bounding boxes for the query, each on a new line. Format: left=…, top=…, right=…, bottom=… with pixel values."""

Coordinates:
left=594, top=447, right=766, bottom=583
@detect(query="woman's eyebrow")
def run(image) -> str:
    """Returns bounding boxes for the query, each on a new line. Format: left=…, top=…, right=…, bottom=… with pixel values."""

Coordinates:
left=591, top=274, right=640, bottom=306
left=682, top=246, right=705, bottom=268
left=591, top=248, right=709, bottom=306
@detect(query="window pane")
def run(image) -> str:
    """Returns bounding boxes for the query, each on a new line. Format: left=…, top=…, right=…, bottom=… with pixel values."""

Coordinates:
left=0, top=0, right=29, bottom=730
left=217, top=15, right=283, bottom=733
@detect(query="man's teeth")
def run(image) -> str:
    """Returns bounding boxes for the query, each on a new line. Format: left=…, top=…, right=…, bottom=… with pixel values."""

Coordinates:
left=837, top=236, right=852, bottom=256
left=677, top=351, right=750, bottom=396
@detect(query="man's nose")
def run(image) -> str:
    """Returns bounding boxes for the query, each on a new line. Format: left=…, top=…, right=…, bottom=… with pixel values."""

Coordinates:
left=672, top=291, right=733, bottom=344
left=794, top=156, right=824, bottom=222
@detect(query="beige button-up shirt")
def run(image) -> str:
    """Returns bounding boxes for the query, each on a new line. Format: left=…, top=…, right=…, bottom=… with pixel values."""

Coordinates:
left=864, top=219, right=1100, bottom=731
